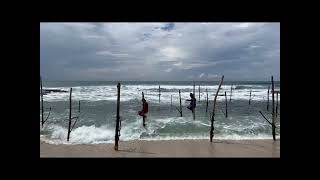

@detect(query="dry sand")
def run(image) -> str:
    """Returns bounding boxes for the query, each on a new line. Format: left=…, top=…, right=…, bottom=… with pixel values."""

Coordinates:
left=40, top=139, right=280, bottom=157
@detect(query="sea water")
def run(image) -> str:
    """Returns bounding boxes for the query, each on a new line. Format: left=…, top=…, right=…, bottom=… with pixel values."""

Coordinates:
left=40, top=81, right=280, bottom=144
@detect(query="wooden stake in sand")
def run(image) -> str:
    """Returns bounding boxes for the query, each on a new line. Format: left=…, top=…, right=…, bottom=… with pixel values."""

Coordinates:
left=115, top=83, right=121, bottom=150
left=66, top=88, right=80, bottom=142
left=271, top=76, right=276, bottom=141
left=206, top=88, right=208, bottom=113
left=225, top=91, right=228, bottom=118
left=67, top=88, right=72, bottom=142
left=40, top=76, right=44, bottom=128
left=210, top=75, right=224, bottom=142
left=267, top=85, right=270, bottom=111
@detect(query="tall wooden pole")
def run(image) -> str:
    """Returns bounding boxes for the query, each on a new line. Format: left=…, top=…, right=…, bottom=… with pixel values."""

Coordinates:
left=249, top=89, right=252, bottom=105
left=210, top=75, right=224, bottom=142
left=78, top=100, right=80, bottom=113
left=267, top=85, right=270, bottom=111
left=159, top=85, right=160, bottom=104
left=142, top=91, right=146, bottom=127
left=171, top=95, right=172, bottom=109
left=115, top=83, right=121, bottom=150
left=225, top=91, right=228, bottom=118
left=40, top=76, right=44, bottom=128
left=271, top=76, right=276, bottom=141
left=276, top=92, right=279, bottom=118
left=193, top=83, right=195, bottom=120
left=206, top=88, right=208, bottom=113
left=67, top=88, right=72, bottom=141
left=193, top=83, right=195, bottom=97
left=229, top=84, right=233, bottom=102
left=198, top=85, right=200, bottom=103
left=179, top=90, right=182, bottom=117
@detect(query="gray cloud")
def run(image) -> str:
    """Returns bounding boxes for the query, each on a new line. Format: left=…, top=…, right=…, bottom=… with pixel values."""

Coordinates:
left=40, top=23, right=280, bottom=81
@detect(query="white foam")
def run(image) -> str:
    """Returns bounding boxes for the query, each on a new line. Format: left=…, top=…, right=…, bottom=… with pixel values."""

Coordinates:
left=41, top=115, right=280, bottom=145
left=42, top=85, right=279, bottom=103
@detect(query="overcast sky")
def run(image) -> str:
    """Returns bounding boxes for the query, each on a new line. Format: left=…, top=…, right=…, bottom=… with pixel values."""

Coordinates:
left=40, top=23, right=280, bottom=81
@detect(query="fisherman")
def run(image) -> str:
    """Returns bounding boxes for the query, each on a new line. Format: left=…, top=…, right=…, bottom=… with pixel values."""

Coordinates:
left=186, top=93, right=196, bottom=113
left=138, top=98, right=149, bottom=126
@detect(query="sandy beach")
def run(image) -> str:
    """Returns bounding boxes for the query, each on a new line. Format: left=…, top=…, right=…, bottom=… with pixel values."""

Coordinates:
left=40, top=139, right=280, bottom=157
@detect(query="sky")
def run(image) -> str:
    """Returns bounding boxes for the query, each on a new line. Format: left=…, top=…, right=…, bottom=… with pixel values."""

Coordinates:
left=40, top=23, right=280, bottom=81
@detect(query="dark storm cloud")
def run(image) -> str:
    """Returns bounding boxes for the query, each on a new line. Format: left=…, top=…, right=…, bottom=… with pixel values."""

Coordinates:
left=40, top=23, right=280, bottom=81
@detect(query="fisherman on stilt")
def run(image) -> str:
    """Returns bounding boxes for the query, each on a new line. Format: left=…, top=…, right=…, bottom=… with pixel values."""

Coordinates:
left=186, top=93, right=196, bottom=113
left=138, top=98, right=149, bottom=127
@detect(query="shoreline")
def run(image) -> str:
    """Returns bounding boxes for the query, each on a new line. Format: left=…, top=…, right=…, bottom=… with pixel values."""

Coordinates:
left=40, top=139, right=280, bottom=157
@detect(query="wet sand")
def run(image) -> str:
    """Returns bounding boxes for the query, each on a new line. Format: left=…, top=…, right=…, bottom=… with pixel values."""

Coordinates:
left=40, top=139, right=280, bottom=157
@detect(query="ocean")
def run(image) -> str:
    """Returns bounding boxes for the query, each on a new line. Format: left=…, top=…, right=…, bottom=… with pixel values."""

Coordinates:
left=40, top=81, right=280, bottom=144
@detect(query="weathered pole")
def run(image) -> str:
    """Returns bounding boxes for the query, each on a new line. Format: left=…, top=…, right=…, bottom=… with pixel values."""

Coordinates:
left=276, top=92, right=279, bottom=118
left=210, top=75, right=224, bottom=142
left=225, top=91, right=228, bottom=118
left=249, top=89, right=252, bottom=105
left=78, top=100, right=80, bottom=113
left=171, top=94, right=172, bottom=109
left=230, top=84, right=233, bottom=102
left=198, top=84, right=200, bottom=103
left=193, top=83, right=195, bottom=96
left=67, top=88, right=72, bottom=141
left=159, top=85, right=160, bottom=104
left=115, top=83, right=121, bottom=150
left=259, top=111, right=273, bottom=126
left=206, top=88, right=208, bottom=113
left=271, top=76, right=276, bottom=140
left=142, top=91, right=146, bottom=127
left=267, top=85, right=270, bottom=111
left=193, top=83, right=195, bottom=120
left=179, top=90, right=182, bottom=117
left=40, top=76, right=44, bottom=128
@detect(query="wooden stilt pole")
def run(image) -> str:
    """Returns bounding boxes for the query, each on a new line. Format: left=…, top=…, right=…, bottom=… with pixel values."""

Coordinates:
left=171, top=94, right=172, bottom=109
left=198, top=84, right=200, bottom=103
left=193, top=83, right=195, bottom=120
left=271, top=76, right=276, bottom=141
left=142, top=91, right=146, bottom=127
left=193, top=83, right=195, bottom=96
left=267, top=85, right=270, bottom=111
left=230, top=84, right=233, bottom=102
left=192, top=107, right=195, bottom=120
left=249, top=89, right=252, bottom=105
left=115, top=83, right=121, bottom=150
left=225, top=91, right=228, bottom=118
left=210, top=75, right=224, bottom=142
left=159, top=85, right=160, bottom=104
left=78, top=100, right=80, bottom=113
left=40, top=76, right=44, bottom=128
left=179, top=90, right=182, bottom=117
left=259, top=111, right=274, bottom=126
left=276, top=92, right=279, bottom=118
left=67, top=88, right=72, bottom=141
left=206, top=88, right=208, bottom=113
